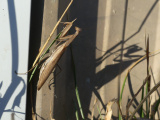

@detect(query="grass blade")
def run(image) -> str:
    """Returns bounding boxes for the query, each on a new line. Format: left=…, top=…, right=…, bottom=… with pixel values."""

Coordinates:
left=145, top=35, right=150, bottom=118
left=129, top=81, right=160, bottom=120
left=119, top=73, right=128, bottom=120
left=140, top=84, right=144, bottom=118
left=96, top=104, right=102, bottom=120
left=70, top=47, right=85, bottom=120
left=153, top=98, right=160, bottom=118
left=73, top=100, right=79, bottom=120
left=126, top=75, right=150, bottom=119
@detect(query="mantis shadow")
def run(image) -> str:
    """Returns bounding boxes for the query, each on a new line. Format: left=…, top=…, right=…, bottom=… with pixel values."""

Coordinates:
left=53, top=0, right=159, bottom=119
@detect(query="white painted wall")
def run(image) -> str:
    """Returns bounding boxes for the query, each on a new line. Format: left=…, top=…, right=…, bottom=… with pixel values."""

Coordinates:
left=0, top=0, right=31, bottom=119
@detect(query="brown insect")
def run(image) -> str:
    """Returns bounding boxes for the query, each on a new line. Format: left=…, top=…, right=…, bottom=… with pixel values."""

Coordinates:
left=37, top=27, right=81, bottom=90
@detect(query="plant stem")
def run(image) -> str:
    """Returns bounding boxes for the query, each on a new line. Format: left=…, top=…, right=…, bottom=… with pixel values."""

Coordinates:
left=129, top=81, right=160, bottom=120
left=70, top=47, right=85, bottom=120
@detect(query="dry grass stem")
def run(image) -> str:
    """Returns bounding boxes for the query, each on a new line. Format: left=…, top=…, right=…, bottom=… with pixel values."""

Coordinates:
left=32, top=0, right=73, bottom=67
left=126, top=75, right=150, bottom=119
left=129, top=81, right=160, bottom=120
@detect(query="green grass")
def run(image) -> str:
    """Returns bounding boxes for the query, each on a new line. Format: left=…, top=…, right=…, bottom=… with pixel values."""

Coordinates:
left=119, top=73, right=128, bottom=120
left=73, top=100, right=79, bottom=120
left=140, top=85, right=144, bottom=118
left=70, top=46, right=85, bottom=120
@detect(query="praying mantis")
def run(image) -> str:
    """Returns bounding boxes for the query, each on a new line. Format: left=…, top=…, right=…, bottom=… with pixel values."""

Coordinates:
left=16, top=19, right=81, bottom=91
left=16, top=0, right=79, bottom=91
left=37, top=26, right=81, bottom=90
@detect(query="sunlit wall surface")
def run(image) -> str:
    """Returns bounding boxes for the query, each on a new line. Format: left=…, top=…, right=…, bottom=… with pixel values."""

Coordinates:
left=0, top=0, right=31, bottom=119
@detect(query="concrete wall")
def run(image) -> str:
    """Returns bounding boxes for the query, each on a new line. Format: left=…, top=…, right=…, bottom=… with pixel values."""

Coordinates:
left=28, top=0, right=160, bottom=119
